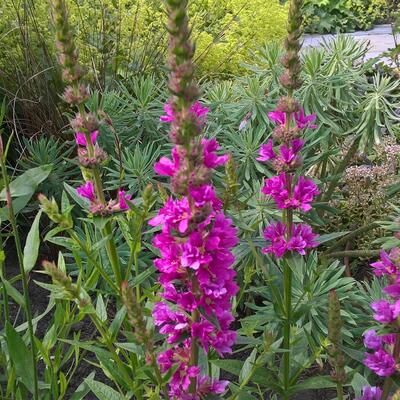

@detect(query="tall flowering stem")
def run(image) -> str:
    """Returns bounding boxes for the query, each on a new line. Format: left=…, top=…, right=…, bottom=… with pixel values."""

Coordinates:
left=51, top=0, right=130, bottom=287
left=257, top=0, right=319, bottom=397
left=0, top=137, right=39, bottom=399
left=150, top=1, right=238, bottom=398
left=358, top=247, right=400, bottom=400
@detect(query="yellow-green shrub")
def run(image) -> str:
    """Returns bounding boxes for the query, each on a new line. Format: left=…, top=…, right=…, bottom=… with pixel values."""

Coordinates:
left=0, top=0, right=288, bottom=78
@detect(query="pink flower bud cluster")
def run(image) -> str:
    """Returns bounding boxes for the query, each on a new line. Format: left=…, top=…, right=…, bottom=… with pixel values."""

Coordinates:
left=361, top=249, right=400, bottom=380
left=151, top=104, right=237, bottom=398
left=77, top=181, right=131, bottom=215
left=74, top=126, right=131, bottom=214
left=258, top=105, right=319, bottom=259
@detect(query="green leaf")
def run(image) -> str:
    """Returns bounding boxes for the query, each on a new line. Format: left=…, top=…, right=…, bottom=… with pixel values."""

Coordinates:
left=0, top=165, right=52, bottom=199
left=350, top=371, right=370, bottom=397
left=131, top=267, right=155, bottom=287
left=64, top=182, right=89, bottom=209
left=0, top=194, right=32, bottom=221
left=317, top=231, right=349, bottom=244
left=343, top=346, right=365, bottom=363
left=70, top=372, right=95, bottom=400
left=109, top=306, right=127, bottom=339
left=5, top=322, right=35, bottom=393
left=239, top=348, right=257, bottom=384
left=85, top=378, right=127, bottom=400
left=96, top=294, right=107, bottom=322
left=291, top=375, right=337, bottom=393
left=1, top=278, right=25, bottom=308
left=23, top=210, right=42, bottom=273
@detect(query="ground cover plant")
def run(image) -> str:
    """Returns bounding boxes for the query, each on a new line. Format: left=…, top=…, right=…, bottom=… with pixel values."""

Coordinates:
left=1, top=0, right=400, bottom=399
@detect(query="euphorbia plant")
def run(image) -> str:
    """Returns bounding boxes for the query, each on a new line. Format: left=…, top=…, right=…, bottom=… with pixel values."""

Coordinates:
left=148, top=0, right=239, bottom=398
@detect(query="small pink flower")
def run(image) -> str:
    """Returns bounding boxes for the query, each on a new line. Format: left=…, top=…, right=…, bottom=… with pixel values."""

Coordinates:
left=76, top=181, right=96, bottom=201
left=371, top=299, right=400, bottom=324
left=263, top=222, right=288, bottom=258
left=257, top=139, right=276, bottom=162
left=364, top=349, right=396, bottom=377
left=75, top=130, right=99, bottom=147
left=371, top=249, right=399, bottom=277
left=292, top=176, right=320, bottom=212
left=160, top=103, right=175, bottom=123
left=118, top=190, right=132, bottom=211
left=268, top=108, right=317, bottom=129
left=268, top=110, right=286, bottom=125
left=294, top=109, right=317, bottom=129
left=160, top=101, right=209, bottom=125
left=202, top=138, right=228, bottom=168
left=363, top=330, right=382, bottom=351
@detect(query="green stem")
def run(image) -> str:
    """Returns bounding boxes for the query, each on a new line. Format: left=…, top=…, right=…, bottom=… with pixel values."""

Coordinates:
left=134, top=251, right=140, bottom=301
left=0, top=157, right=39, bottom=399
left=323, top=222, right=378, bottom=254
left=0, top=232, right=9, bottom=323
left=102, top=222, right=122, bottom=286
left=324, top=249, right=381, bottom=259
left=381, top=333, right=400, bottom=400
left=336, top=382, right=344, bottom=400
left=382, top=378, right=393, bottom=400
left=283, top=258, right=292, bottom=400
left=189, top=307, right=200, bottom=394
left=90, top=314, right=133, bottom=393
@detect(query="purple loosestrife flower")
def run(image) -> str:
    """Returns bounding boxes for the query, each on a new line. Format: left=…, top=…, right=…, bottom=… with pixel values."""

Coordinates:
left=371, top=299, right=400, bottom=324
left=356, top=386, right=383, bottom=400
left=363, top=330, right=383, bottom=350
left=268, top=108, right=317, bottom=130
left=155, top=1, right=237, bottom=396
left=262, top=173, right=319, bottom=212
left=362, top=248, right=400, bottom=385
left=262, top=222, right=318, bottom=259
left=257, top=139, right=276, bottom=162
left=364, top=349, right=396, bottom=377
left=75, top=130, right=99, bottom=147
left=371, top=249, right=400, bottom=276
left=160, top=101, right=209, bottom=126
left=150, top=138, right=238, bottom=397
left=76, top=181, right=96, bottom=201
left=258, top=104, right=319, bottom=263
left=117, top=190, right=132, bottom=211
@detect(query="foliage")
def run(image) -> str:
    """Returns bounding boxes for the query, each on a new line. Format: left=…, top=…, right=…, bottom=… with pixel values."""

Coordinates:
left=303, top=0, right=387, bottom=34
left=2, top=0, right=400, bottom=398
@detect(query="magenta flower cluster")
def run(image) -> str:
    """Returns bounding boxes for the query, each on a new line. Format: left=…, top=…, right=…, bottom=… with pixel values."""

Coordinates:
left=258, top=106, right=319, bottom=258
left=74, top=130, right=132, bottom=215
left=361, top=248, right=400, bottom=382
left=151, top=104, right=237, bottom=398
